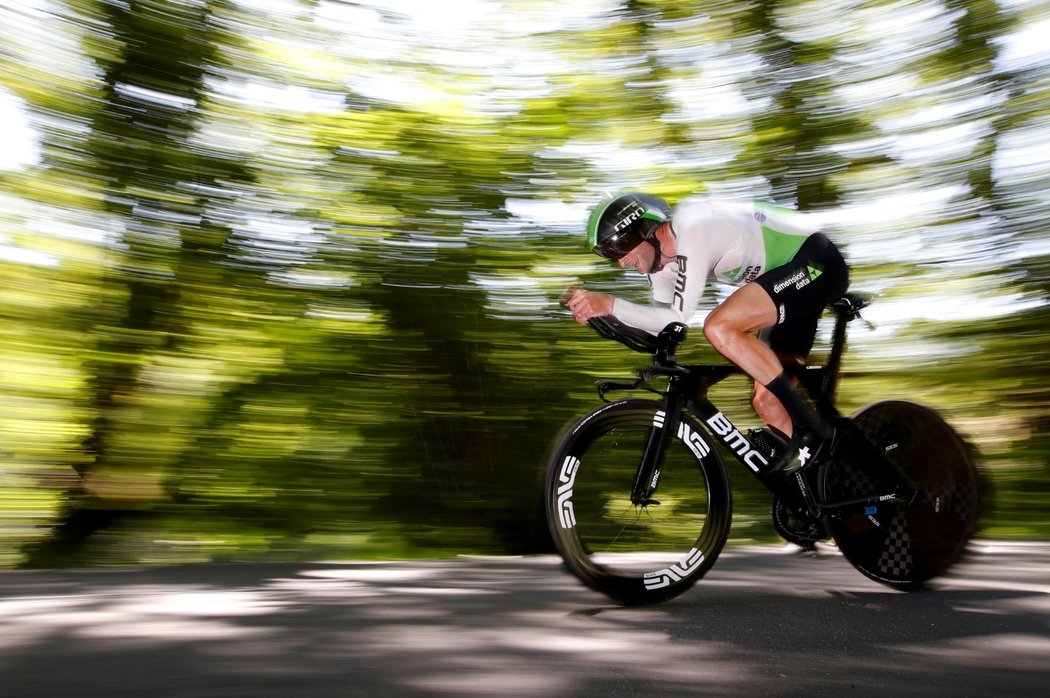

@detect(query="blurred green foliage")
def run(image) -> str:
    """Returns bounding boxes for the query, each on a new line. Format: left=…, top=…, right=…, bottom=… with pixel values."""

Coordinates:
left=0, top=0, right=1047, bottom=567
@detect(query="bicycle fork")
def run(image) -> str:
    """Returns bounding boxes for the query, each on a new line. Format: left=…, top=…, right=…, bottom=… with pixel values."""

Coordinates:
left=630, top=391, right=686, bottom=507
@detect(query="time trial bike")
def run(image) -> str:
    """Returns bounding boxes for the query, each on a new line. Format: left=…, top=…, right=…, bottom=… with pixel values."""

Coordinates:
left=544, top=293, right=980, bottom=605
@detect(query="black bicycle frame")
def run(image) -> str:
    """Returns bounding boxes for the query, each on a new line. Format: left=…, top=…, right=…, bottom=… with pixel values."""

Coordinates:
left=689, top=373, right=914, bottom=516
left=609, top=307, right=917, bottom=517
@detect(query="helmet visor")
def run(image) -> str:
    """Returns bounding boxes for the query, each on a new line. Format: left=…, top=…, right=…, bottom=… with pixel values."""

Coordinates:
left=593, top=218, right=659, bottom=260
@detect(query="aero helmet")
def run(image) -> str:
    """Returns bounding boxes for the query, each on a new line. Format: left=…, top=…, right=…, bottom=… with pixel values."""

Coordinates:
left=586, top=192, right=671, bottom=261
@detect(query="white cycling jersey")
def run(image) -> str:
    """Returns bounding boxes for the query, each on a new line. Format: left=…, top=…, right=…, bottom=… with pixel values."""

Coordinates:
left=611, top=198, right=821, bottom=334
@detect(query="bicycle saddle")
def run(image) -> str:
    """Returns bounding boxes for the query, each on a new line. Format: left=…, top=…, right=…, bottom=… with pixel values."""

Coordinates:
left=830, top=292, right=874, bottom=321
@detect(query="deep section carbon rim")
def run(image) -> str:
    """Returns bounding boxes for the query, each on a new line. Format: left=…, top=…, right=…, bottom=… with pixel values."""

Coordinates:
left=823, top=400, right=979, bottom=588
left=546, top=400, right=731, bottom=605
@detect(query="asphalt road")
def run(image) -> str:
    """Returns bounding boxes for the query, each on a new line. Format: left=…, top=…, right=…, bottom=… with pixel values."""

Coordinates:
left=1, top=539, right=1047, bottom=697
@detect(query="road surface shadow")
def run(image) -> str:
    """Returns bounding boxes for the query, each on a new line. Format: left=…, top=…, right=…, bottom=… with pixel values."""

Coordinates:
left=0, top=540, right=1047, bottom=697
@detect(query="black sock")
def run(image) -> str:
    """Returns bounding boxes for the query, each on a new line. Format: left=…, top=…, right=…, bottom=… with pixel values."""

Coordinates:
left=763, top=372, right=831, bottom=440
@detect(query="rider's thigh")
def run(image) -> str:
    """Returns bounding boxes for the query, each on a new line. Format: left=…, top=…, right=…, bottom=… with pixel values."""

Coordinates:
left=706, top=281, right=778, bottom=334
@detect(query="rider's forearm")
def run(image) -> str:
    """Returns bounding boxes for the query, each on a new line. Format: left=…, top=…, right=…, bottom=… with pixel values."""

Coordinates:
left=611, top=297, right=683, bottom=334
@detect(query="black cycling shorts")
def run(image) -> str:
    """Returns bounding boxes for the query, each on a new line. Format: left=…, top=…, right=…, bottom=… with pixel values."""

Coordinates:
left=753, top=233, right=849, bottom=359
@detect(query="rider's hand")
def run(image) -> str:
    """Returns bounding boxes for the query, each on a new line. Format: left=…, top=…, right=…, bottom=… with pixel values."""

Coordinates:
left=564, top=288, right=614, bottom=323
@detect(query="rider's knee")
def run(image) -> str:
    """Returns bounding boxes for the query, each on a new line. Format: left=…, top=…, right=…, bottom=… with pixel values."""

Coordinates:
left=703, top=314, right=730, bottom=353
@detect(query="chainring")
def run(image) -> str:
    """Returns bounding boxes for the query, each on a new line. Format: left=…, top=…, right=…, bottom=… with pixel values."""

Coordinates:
left=772, top=497, right=829, bottom=549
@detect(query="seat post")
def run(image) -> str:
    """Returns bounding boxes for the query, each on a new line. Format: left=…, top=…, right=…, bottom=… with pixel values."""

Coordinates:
left=822, top=292, right=874, bottom=403
left=823, top=311, right=850, bottom=403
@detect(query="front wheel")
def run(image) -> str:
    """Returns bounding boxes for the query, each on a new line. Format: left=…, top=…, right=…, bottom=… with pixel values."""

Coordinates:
left=545, top=399, right=732, bottom=605
left=821, top=400, right=980, bottom=589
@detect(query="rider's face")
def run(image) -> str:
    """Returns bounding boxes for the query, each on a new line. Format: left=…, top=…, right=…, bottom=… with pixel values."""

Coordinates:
left=618, top=241, right=654, bottom=275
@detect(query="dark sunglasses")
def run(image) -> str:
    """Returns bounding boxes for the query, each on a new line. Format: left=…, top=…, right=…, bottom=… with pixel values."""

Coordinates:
left=594, top=219, right=661, bottom=260
left=595, top=231, right=645, bottom=260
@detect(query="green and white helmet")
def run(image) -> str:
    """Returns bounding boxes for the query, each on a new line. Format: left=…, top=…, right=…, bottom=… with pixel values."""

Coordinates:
left=586, top=192, right=671, bottom=260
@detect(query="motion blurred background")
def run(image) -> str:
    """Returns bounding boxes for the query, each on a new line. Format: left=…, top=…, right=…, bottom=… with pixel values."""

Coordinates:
left=0, top=0, right=1046, bottom=568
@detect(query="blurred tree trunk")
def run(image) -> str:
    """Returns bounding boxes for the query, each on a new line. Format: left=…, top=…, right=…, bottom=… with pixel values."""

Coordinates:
left=23, top=0, right=230, bottom=564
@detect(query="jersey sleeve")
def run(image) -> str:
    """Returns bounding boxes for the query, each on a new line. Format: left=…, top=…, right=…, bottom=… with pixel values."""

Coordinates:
left=610, top=296, right=682, bottom=335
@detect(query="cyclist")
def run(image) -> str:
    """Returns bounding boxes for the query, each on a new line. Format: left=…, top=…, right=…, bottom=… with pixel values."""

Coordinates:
left=565, top=192, right=849, bottom=472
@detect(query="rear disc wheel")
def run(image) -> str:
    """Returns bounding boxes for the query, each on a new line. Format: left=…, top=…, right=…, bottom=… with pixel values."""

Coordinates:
left=822, top=401, right=979, bottom=588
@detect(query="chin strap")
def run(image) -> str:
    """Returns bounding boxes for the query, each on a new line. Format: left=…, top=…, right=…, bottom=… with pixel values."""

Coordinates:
left=645, top=221, right=673, bottom=273
left=646, top=236, right=668, bottom=273
left=642, top=238, right=659, bottom=272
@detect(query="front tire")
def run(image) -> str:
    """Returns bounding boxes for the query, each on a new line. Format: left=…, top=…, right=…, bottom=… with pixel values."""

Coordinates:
left=545, top=399, right=732, bottom=605
left=822, top=400, right=979, bottom=589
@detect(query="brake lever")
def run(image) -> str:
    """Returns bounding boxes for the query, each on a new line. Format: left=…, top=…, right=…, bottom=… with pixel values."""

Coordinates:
left=597, top=367, right=673, bottom=401
left=597, top=378, right=644, bottom=402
